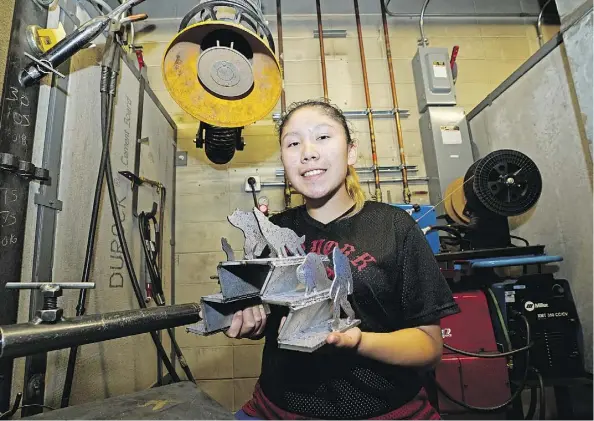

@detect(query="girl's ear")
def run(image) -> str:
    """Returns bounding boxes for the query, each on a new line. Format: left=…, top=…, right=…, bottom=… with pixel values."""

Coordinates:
left=347, top=142, right=358, bottom=166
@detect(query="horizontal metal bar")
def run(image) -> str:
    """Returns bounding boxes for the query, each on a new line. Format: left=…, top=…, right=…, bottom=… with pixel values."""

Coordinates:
left=272, top=108, right=410, bottom=121
left=261, top=176, right=428, bottom=188
left=0, top=303, right=200, bottom=359
left=313, top=29, right=347, bottom=38
left=275, top=165, right=418, bottom=177
left=467, top=31, right=564, bottom=121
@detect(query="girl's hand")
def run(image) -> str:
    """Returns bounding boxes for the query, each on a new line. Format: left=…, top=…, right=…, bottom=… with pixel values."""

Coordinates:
left=326, top=327, right=362, bottom=349
left=225, top=305, right=267, bottom=339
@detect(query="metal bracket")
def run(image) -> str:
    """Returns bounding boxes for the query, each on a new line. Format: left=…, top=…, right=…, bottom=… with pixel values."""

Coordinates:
left=0, top=153, right=50, bottom=183
left=175, top=151, right=188, bottom=166
left=33, top=193, right=63, bottom=211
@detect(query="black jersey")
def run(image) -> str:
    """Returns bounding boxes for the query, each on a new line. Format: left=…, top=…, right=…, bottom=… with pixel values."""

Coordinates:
left=258, top=201, right=460, bottom=419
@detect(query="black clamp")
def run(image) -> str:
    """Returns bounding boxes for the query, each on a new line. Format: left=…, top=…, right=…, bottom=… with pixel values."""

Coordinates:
left=0, top=152, right=50, bottom=183
left=5, top=282, right=95, bottom=324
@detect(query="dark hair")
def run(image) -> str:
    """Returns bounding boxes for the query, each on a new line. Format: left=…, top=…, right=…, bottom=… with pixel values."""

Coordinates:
left=277, top=99, right=365, bottom=210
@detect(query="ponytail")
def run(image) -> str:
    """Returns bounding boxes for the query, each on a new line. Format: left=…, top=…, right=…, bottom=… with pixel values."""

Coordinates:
left=346, top=165, right=366, bottom=213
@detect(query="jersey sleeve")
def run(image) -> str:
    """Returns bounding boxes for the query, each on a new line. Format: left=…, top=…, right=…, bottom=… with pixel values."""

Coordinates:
left=399, top=223, right=460, bottom=328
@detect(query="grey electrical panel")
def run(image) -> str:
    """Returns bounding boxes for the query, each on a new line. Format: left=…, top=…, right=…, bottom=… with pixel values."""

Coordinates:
left=412, top=47, right=457, bottom=112
left=419, top=107, right=474, bottom=211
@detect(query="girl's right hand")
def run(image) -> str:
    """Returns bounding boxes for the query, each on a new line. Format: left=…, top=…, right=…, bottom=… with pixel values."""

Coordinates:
left=225, top=305, right=268, bottom=339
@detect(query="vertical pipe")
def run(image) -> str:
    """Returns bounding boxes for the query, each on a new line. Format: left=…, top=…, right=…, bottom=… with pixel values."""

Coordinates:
left=353, top=0, right=382, bottom=202
left=380, top=0, right=411, bottom=204
left=316, top=0, right=329, bottom=100
left=276, top=0, right=291, bottom=208
left=419, top=0, right=431, bottom=46
left=537, top=0, right=553, bottom=47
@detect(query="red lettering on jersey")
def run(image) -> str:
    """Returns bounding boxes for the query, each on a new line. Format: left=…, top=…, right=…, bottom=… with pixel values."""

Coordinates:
left=323, top=241, right=339, bottom=256
left=310, top=239, right=325, bottom=254
left=351, top=253, right=377, bottom=271
left=340, top=243, right=356, bottom=257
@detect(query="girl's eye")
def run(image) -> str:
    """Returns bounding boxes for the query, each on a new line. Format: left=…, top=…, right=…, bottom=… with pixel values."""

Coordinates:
left=287, top=141, right=299, bottom=147
left=317, top=135, right=330, bottom=141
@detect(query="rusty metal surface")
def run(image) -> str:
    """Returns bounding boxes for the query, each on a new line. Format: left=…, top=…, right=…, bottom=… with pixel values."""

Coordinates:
left=162, top=20, right=281, bottom=128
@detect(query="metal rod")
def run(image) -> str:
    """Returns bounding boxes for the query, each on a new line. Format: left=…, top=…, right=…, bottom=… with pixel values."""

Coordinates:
left=537, top=0, right=553, bottom=47
left=273, top=108, right=410, bottom=121
left=419, top=0, right=432, bottom=46
left=275, top=165, right=418, bottom=177
left=276, top=0, right=291, bottom=209
left=354, top=0, right=382, bottom=202
left=262, top=176, right=428, bottom=188
left=315, top=0, right=328, bottom=100
left=0, top=304, right=200, bottom=360
left=380, top=0, right=411, bottom=204
left=384, top=1, right=540, bottom=20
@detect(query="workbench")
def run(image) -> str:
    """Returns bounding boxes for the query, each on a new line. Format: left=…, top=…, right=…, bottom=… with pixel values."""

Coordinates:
left=25, top=382, right=235, bottom=420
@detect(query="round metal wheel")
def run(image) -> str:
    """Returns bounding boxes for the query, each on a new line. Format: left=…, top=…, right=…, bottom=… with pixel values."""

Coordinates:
left=197, top=46, right=254, bottom=98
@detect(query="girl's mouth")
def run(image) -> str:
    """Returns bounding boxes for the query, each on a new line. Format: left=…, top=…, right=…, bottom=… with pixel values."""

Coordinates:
left=302, top=169, right=326, bottom=178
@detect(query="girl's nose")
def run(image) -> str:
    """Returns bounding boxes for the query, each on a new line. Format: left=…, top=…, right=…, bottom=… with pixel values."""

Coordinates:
left=301, top=141, right=320, bottom=162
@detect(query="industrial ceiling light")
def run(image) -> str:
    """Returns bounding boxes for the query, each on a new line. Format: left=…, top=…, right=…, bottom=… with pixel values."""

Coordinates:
left=162, top=0, right=282, bottom=128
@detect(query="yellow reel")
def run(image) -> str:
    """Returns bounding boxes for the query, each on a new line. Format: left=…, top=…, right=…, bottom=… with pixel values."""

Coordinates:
left=162, top=20, right=282, bottom=128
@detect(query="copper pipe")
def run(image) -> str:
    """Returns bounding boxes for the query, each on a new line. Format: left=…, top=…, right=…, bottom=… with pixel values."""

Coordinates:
left=354, top=0, right=381, bottom=202
left=380, top=0, right=411, bottom=204
left=315, top=0, right=328, bottom=99
left=276, top=0, right=291, bottom=208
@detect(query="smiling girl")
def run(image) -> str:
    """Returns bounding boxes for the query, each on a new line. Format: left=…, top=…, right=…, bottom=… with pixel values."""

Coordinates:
left=227, top=99, right=460, bottom=420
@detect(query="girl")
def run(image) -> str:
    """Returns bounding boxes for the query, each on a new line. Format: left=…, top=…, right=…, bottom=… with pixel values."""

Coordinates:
left=227, top=99, right=460, bottom=420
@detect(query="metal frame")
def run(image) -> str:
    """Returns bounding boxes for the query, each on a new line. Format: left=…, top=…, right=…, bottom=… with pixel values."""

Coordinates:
left=466, top=32, right=564, bottom=121
left=0, top=1, right=49, bottom=413
left=21, top=1, right=76, bottom=415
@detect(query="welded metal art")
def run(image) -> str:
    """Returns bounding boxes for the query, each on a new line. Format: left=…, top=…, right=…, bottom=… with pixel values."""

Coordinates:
left=186, top=207, right=360, bottom=352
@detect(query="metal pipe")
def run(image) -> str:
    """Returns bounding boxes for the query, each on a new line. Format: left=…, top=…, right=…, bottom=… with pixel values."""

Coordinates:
left=276, top=0, right=291, bottom=209
left=262, top=176, right=429, bottom=188
left=315, top=0, right=328, bottom=99
left=537, top=0, right=553, bottom=47
left=0, top=304, right=200, bottom=359
left=275, top=165, right=418, bottom=177
left=380, top=0, right=411, bottom=204
left=273, top=108, right=410, bottom=121
left=353, top=0, right=382, bottom=202
left=419, top=0, right=431, bottom=46
left=384, top=1, right=540, bottom=20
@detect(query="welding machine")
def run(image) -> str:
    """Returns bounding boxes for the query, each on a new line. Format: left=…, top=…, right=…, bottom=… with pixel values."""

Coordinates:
left=492, top=274, right=585, bottom=381
left=436, top=290, right=511, bottom=415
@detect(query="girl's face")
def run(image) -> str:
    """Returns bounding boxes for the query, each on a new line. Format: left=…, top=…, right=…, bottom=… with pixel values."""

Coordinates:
left=280, top=107, right=357, bottom=202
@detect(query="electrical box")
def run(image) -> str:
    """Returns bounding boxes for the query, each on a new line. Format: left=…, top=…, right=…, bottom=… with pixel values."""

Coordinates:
left=419, top=107, right=474, bottom=213
left=412, top=47, right=457, bottom=112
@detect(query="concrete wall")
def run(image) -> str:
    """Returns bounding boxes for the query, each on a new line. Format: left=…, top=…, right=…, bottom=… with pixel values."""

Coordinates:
left=134, top=11, right=560, bottom=411
left=468, top=44, right=593, bottom=373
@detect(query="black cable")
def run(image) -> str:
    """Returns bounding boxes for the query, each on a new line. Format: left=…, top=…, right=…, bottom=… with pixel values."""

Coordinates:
left=138, top=213, right=196, bottom=383
left=61, top=37, right=180, bottom=408
left=525, top=384, right=538, bottom=420
left=61, top=37, right=118, bottom=409
left=443, top=341, right=533, bottom=358
left=510, top=235, right=530, bottom=247
left=434, top=314, right=532, bottom=413
left=533, top=367, right=545, bottom=420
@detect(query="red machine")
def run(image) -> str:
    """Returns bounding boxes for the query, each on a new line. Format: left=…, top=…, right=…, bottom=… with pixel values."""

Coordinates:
left=436, top=291, right=511, bottom=415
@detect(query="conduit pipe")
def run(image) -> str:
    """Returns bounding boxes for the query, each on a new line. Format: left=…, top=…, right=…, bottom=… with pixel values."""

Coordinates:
left=537, top=0, right=553, bottom=47
left=380, top=0, right=411, bottom=204
left=419, top=0, right=432, bottom=46
left=385, top=0, right=540, bottom=20
left=316, top=0, right=329, bottom=99
left=276, top=0, right=291, bottom=208
left=354, top=0, right=382, bottom=202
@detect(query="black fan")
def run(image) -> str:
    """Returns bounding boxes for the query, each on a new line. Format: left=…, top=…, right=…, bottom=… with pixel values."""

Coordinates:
left=462, top=149, right=542, bottom=249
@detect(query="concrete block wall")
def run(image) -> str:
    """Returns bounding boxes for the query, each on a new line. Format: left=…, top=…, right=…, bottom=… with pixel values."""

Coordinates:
left=134, top=13, right=559, bottom=412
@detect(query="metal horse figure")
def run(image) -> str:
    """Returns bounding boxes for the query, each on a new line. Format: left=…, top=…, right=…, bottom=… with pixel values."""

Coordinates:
left=329, top=247, right=356, bottom=330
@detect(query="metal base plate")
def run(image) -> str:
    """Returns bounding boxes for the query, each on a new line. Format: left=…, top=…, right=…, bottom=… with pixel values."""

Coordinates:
left=278, top=318, right=361, bottom=353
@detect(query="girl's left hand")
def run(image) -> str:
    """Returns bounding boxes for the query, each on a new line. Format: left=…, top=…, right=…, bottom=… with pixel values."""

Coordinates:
left=326, top=327, right=362, bottom=349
